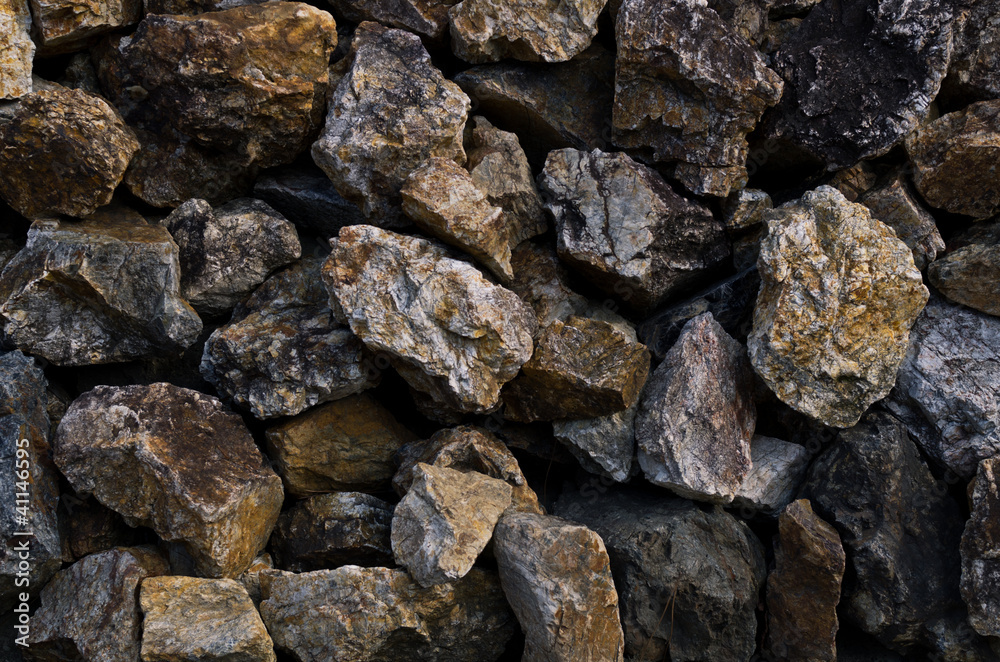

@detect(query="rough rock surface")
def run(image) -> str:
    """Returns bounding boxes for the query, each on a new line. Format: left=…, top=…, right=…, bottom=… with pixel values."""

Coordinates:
left=555, top=487, right=766, bottom=662
left=53, top=383, right=284, bottom=578
left=540, top=149, right=730, bottom=311
left=0, top=0, right=33, bottom=99
left=636, top=313, right=756, bottom=503
left=828, top=162, right=879, bottom=203
left=494, top=512, right=624, bottom=662
left=312, top=22, right=470, bottom=226
left=259, top=566, right=516, bottom=662
left=30, top=0, right=141, bottom=55
left=748, top=186, right=928, bottom=428
left=253, top=166, right=366, bottom=237
left=859, top=169, right=945, bottom=270
left=0, top=87, right=138, bottom=219
left=391, top=463, right=512, bottom=587
left=325, top=225, right=536, bottom=414
left=325, top=0, right=458, bottom=40
left=962, top=457, right=1000, bottom=638
left=613, top=0, right=784, bottom=196
left=64, top=497, right=137, bottom=561
left=0, top=217, right=202, bottom=366
left=733, top=435, right=811, bottom=517
left=723, top=188, right=772, bottom=231
left=139, top=576, right=276, bottom=662
left=553, top=405, right=637, bottom=483
left=945, top=0, right=1000, bottom=103
left=929, top=219, right=1000, bottom=316
left=237, top=554, right=272, bottom=608
left=162, top=198, right=300, bottom=317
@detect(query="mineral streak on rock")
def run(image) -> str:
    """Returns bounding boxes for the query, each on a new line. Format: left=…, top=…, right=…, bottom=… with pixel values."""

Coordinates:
left=0, top=217, right=202, bottom=366
left=312, top=21, right=470, bottom=227
left=0, top=0, right=33, bottom=99
left=30, top=0, right=141, bottom=55
left=748, top=186, right=928, bottom=428
left=325, top=225, right=536, bottom=414
left=859, top=169, right=945, bottom=270
left=53, top=383, right=284, bottom=578
left=613, top=0, right=784, bottom=196
left=961, top=457, right=1000, bottom=638
left=928, top=219, right=1000, bottom=316
left=732, top=435, right=811, bottom=517
left=324, top=0, right=458, bottom=40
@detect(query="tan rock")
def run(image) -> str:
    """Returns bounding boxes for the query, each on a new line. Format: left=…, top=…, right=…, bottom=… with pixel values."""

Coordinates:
left=238, top=553, right=272, bottom=607
left=0, top=0, right=33, bottom=99
left=30, top=0, right=141, bottom=55
left=859, top=169, right=944, bottom=270
left=928, top=219, right=1000, bottom=316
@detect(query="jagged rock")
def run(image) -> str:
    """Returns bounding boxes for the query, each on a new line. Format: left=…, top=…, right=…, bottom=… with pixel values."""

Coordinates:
left=723, top=188, right=773, bottom=231
left=392, top=463, right=512, bottom=587
left=553, top=405, right=637, bottom=483
left=636, top=313, right=756, bottom=503
left=272, top=492, right=394, bottom=572
left=827, top=162, right=879, bottom=203
left=503, top=316, right=650, bottom=422
left=259, top=566, right=516, bottom=662
left=928, top=219, right=1000, bottom=315
left=539, top=149, right=731, bottom=312
left=265, top=393, right=417, bottom=496
left=613, top=0, right=784, bottom=196
left=25, top=547, right=170, bottom=661
left=0, top=88, right=138, bottom=218
left=139, top=576, right=276, bottom=662
left=859, top=169, right=944, bottom=270
left=312, top=22, right=469, bottom=227
left=494, top=512, right=624, bottom=662
left=0, top=0, right=33, bottom=99
left=765, top=0, right=953, bottom=169
left=253, top=165, right=366, bottom=237
left=59, top=52, right=101, bottom=94
left=748, top=186, right=928, bottom=428
left=30, top=0, right=141, bottom=55
left=555, top=487, right=766, bottom=662
left=765, top=499, right=846, bottom=662
left=324, top=225, right=536, bottom=414
left=732, top=435, right=811, bottom=517
left=0, top=217, right=202, bottom=366
left=708, top=0, right=770, bottom=46
left=53, top=383, right=284, bottom=578
left=401, top=157, right=511, bottom=280
left=238, top=553, right=272, bottom=608
left=944, top=0, right=1000, bottom=103
left=201, top=257, right=377, bottom=420
left=449, top=0, right=605, bottom=63
left=962, top=457, right=1000, bottom=638
left=324, top=0, right=457, bottom=40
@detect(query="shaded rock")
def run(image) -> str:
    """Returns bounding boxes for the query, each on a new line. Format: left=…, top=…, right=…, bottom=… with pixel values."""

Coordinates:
left=494, top=512, right=624, bottom=662
left=259, top=566, right=516, bottom=662
left=25, top=546, right=170, bottom=662
left=540, top=148, right=731, bottom=312
left=142, top=0, right=271, bottom=13
left=709, top=0, right=770, bottom=46
left=859, top=169, right=944, bottom=270
left=53, top=383, right=284, bottom=578
left=325, top=0, right=457, bottom=40
left=765, top=499, right=845, bottom=662
left=312, top=22, right=469, bottom=226
left=827, top=161, right=879, bottom=203
left=962, top=456, right=1000, bottom=638
left=0, top=88, right=138, bottom=219
left=929, top=219, right=1000, bottom=315
left=636, top=313, right=756, bottom=503
left=58, top=52, right=101, bottom=95
left=272, top=492, right=394, bottom=572
left=723, top=188, right=773, bottom=232
left=553, top=405, right=637, bottom=483
left=265, top=393, right=417, bottom=496
left=0, top=0, right=33, bottom=99
left=748, top=186, right=928, bottom=428
left=613, top=0, right=784, bottom=196
left=944, top=0, right=1000, bottom=103
left=63, top=496, right=137, bottom=560
left=732, top=435, right=810, bottom=517
left=30, top=0, right=141, bottom=55
left=139, top=576, right=276, bottom=662
left=253, top=165, right=366, bottom=237
left=0, top=217, right=202, bottom=366
left=325, top=225, right=536, bottom=414
left=238, top=553, right=272, bottom=608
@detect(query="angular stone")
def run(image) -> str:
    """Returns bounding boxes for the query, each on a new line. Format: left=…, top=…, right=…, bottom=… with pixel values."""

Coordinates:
left=142, top=0, right=271, bottom=13
left=253, top=165, right=366, bottom=237
left=553, top=405, right=637, bottom=483
left=494, top=512, right=624, bottom=662
left=201, top=257, right=377, bottom=420
left=723, top=188, right=772, bottom=231
left=503, top=316, right=650, bottom=422
left=541, top=149, right=730, bottom=312
left=0, top=0, right=33, bottom=99
left=259, top=566, right=516, bottom=662
left=636, top=313, right=756, bottom=503
left=0, top=88, right=138, bottom=218
left=30, top=0, right=140, bottom=55
left=26, top=547, right=170, bottom=662
left=265, top=393, right=417, bottom=496
left=324, top=225, right=536, bottom=414
left=929, top=219, right=1000, bottom=315
left=859, top=169, right=944, bottom=270
left=766, top=499, right=845, bottom=662
left=962, top=457, right=1000, bottom=638
left=53, top=383, right=284, bottom=578
left=0, top=217, right=202, bottom=366
left=312, top=22, right=469, bottom=227
left=238, top=553, right=272, bottom=608
left=139, top=576, right=276, bottom=662
left=827, top=161, right=879, bottom=203
left=732, top=435, right=811, bottom=517
left=748, top=186, right=928, bottom=428
left=613, top=0, right=784, bottom=196
left=944, top=0, right=1000, bottom=103
left=324, top=0, right=457, bottom=40
left=64, top=495, right=137, bottom=561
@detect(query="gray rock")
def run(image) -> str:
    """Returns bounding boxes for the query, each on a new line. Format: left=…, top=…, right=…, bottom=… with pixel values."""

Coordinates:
left=928, top=219, right=1000, bottom=316
left=253, top=166, right=366, bottom=237
left=944, top=0, right=1000, bottom=103
left=962, top=456, right=1000, bottom=638
left=732, top=435, right=811, bottom=517
left=859, top=169, right=945, bottom=270
left=553, top=404, right=637, bottom=483
left=324, top=0, right=458, bottom=40
left=722, top=188, right=773, bottom=232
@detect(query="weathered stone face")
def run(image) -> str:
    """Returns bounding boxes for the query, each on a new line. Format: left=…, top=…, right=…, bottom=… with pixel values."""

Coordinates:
left=0, top=0, right=33, bottom=99
left=324, top=0, right=458, bottom=40
left=30, top=0, right=141, bottom=55
left=928, top=219, right=1000, bottom=316
left=732, top=435, right=811, bottom=517
left=859, top=169, right=944, bottom=270
left=553, top=405, right=638, bottom=484
left=253, top=165, right=367, bottom=237
left=945, top=0, right=1000, bottom=103
left=962, top=457, right=1000, bottom=638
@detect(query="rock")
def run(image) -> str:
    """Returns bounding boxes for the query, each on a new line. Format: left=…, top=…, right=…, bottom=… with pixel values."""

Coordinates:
left=540, top=148, right=731, bottom=312
left=748, top=186, right=928, bottom=428
left=553, top=405, right=637, bottom=483
left=765, top=499, right=846, bottom=662
left=0, top=88, right=138, bottom=219
left=401, top=157, right=511, bottom=280
left=139, top=576, right=276, bottom=662
left=324, top=225, right=536, bottom=414
left=962, top=457, right=1000, bottom=638
left=59, top=52, right=101, bottom=94
left=944, top=0, right=1000, bottom=103
left=827, top=162, right=879, bottom=203
left=253, top=165, right=366, bottom=237
left=0, top=217, right=202, bottom=366
left=312, top=22, right=469, bottom=227
left=503, top=316, right=650, bottom=422
left=392, top=463, right=512, bottom=587
left=928, top=219, right=1000, bottom=316
left=732, top=435, right=811, bottom=517
left=493, top=512, right=624, bottom=662
left=259, top=566, right=516, bottom=662
left=201, top=257, right=377, bottom=419
left=25, top=547, right=170, bottom=661
left=859, top=169, right=944, bottom=270
left=723, top=188, right=773, bottom=232
left=53, top=383, right=284, bottom=578
left=64, top=496, right=137, bottom=560
left=238, top=553, right=272, bottom=608
left=30, top=0, right=141, bottom=55
left=324, top=0, right=457, bottom=40
left=613, top=0, right=784, bottom=196
left=449, top=0, right=605, bottom=63
left=554, top=487, right=766, bottom=662
left=0, top=0, right=33, bottom=99
left=636, top=313, right=756, bottom=503
left=162, top=198, right=300, bottom=318
left=265, top=393, right=417, bottom=496
left=272, top=493, right=393, bottom=572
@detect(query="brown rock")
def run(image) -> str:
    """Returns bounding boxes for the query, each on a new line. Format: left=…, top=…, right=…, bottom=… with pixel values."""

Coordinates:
left=828, top=162, right=879, bottom=203
left=30, top=0, right=141, bottom=55
left=859, top=169, right=945, bottom=270
left=961, top=456, right=1000, bottom=638
left=64, top=496, right=137, bottom=560
left=928, top=218, right=1000, bottom=316
left=722, top=188, right=772, bottom=232
left=0, top=0, right=33, bottom=99
left=324, top=0, right=458, bottom=40
left=238, top=553, right=272, bottom=608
